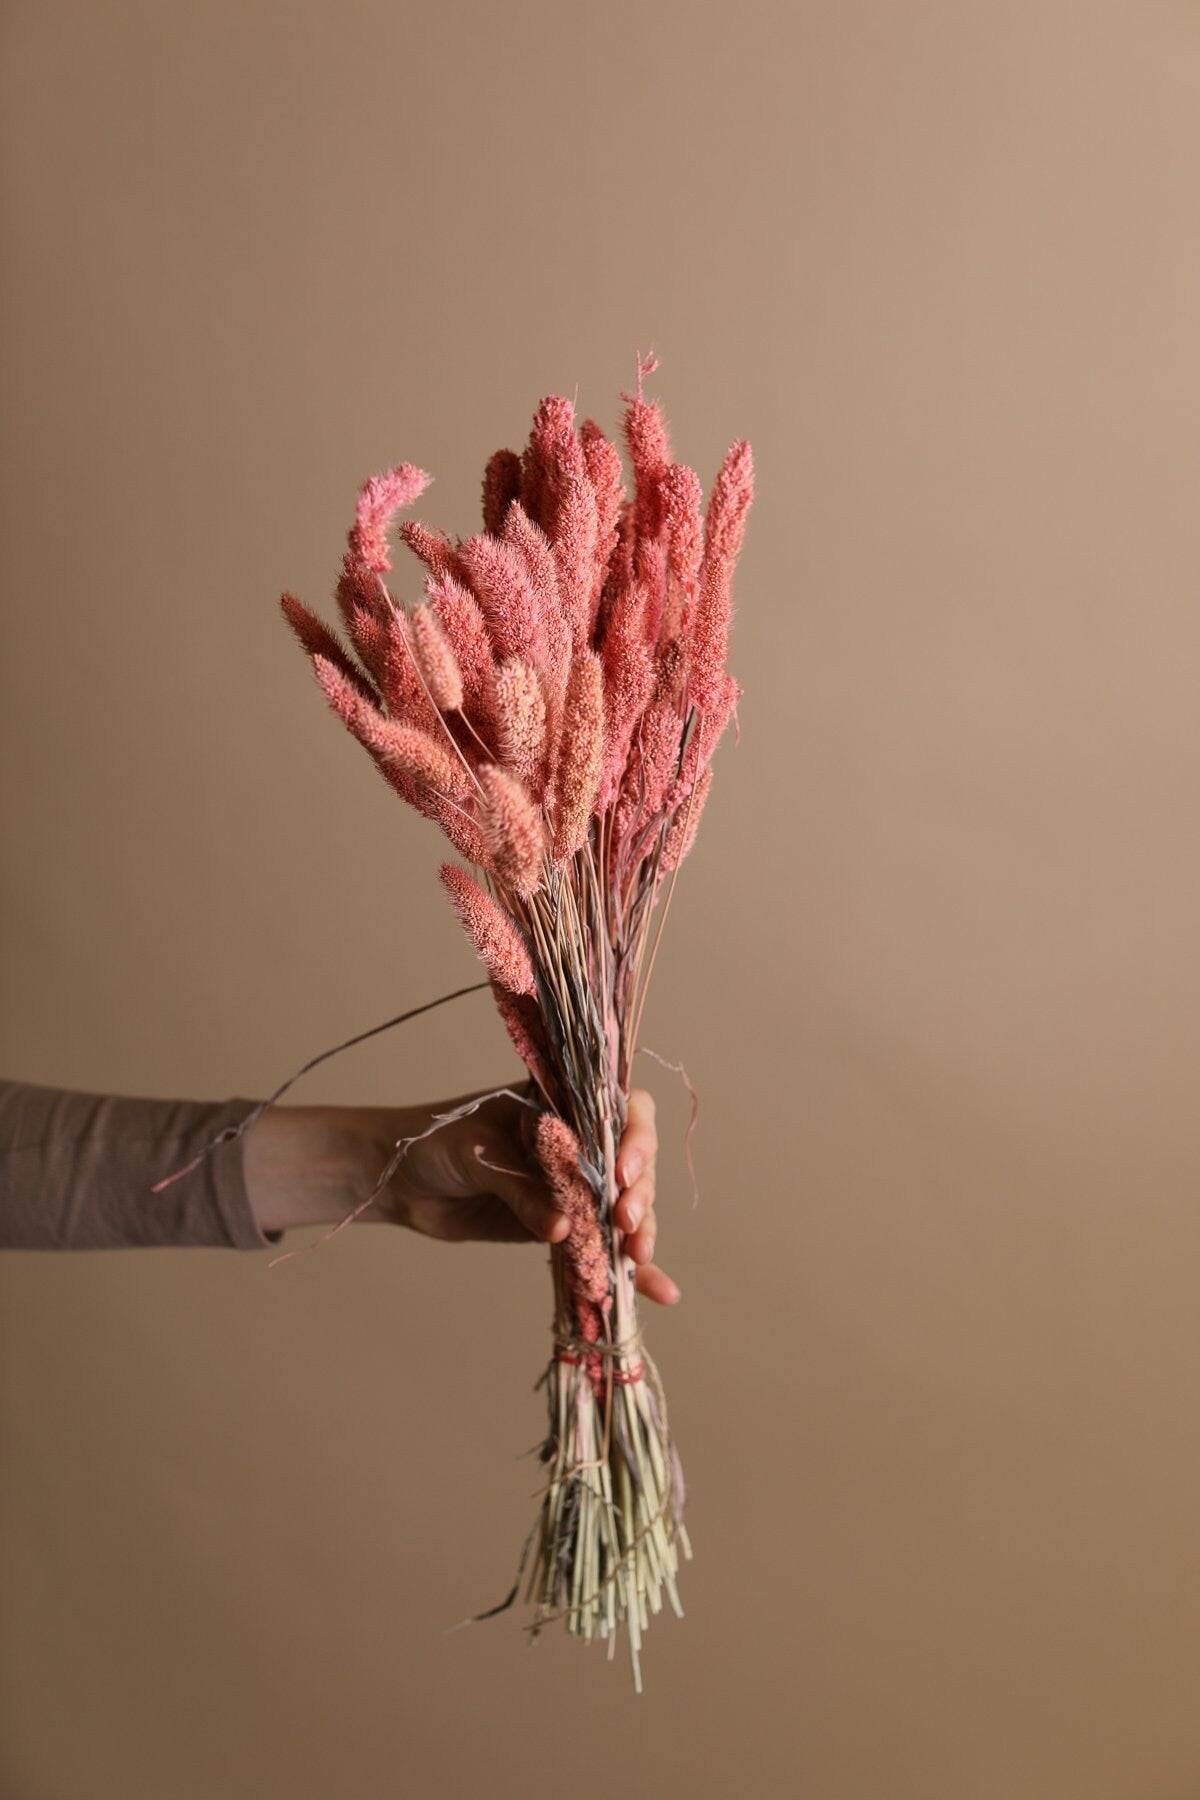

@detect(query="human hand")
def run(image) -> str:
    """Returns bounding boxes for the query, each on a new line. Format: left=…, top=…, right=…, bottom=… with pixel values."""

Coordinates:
left=364, top=1086, right=680, bottom=1307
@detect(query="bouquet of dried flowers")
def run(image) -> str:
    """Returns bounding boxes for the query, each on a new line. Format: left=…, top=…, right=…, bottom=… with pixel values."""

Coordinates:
left=279, top=355, right=753, bottom=1687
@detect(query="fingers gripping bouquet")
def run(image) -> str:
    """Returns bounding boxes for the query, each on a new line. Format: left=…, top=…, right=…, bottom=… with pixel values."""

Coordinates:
left=280, top=355, right=753, bottom=1687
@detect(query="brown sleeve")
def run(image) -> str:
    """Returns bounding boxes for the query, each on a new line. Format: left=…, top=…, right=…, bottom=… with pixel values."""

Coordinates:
left=0, top=1078, right=283, bottom=1251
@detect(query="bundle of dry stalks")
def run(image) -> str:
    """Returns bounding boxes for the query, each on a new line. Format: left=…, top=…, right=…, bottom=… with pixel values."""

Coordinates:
left=278, top=354, right=754, bottom=1687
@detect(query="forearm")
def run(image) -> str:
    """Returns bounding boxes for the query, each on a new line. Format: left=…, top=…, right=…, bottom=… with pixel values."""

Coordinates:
left=0, top=1078, right=273, bottom=1251
left=240, top=1102, right=419, bottom=1235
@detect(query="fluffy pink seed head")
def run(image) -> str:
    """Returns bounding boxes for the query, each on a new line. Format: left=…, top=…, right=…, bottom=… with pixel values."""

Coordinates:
left=501, top=504, right=571, bottom=721
left=481, top=448, right=523, bottom=536
left=410, top=602, right=464, bottom=713
left=348, top=464, right=431, bottom=573
left=516, top=397, right=599, bottom=645
left=396, top=520, right=457, bottom=581
left=669, top=674, right=740, bottom=807
left=334, top=549, right=389, bottom=633
left=309, top=653, right=424, bottom=810
left=651, top=637, right=687, bottom=712
left=427, top=572, right=494, bottom=712
left=457, top=532, right=544, bottom=666
left=357, top=608, right=437, bottom=732
left=580, top=419, right=626, bottom=627
left=535, top=1115, right=609, bottom=1307
left=603, top=498, right=637, bottom=608
left=689, top=440, right=755, bottom=707
left=551, top=469, right=600, bottom=646
left=598, top=586, right=655, bottom=810
left=627, top=702, right=685, bottom=824
left=534, top=1113, right=589, bottom=1204
left=662, top=464, right=708, bottom=612
left=501, top=501, right=560, bottom=612
left=551, top=649, right=605, bottom=861
left=310, top=651, right=380, bottom=738
left=280, top=592, right=380, bottom=708
left=490, top=658, right=548, bottom=794
left=704, top=439, right=755, bottom=567
left=478, top=764, right=546, bottom=898
left=373, top=719, right=471, bottom=799
left=439, top=862, right=536, bottom=996
left=520, top=394, right=578, bottom=535
left=620, top=373, right=672, bottom=543
left=491, top=985, right=551, bottom=1093
left=428, top=793, right=490, bottom=867
left=634, top=535, right=670, bottom=649
left=661, top=764, right=713, bottom=872
left=341, top=600, right=389, bottom=694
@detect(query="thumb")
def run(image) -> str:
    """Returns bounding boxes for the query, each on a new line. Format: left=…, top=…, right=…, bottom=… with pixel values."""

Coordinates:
left=471, top=1139, right=570, bottom=1246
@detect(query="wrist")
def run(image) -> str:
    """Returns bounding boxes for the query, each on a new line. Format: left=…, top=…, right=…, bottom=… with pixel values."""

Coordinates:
left=241, top=1104, right=380, bottom=1235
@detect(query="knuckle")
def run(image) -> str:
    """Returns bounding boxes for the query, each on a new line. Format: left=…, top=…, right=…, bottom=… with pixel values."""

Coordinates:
left=632, top=1171, right=655, bottom=1209
left=627, top=1087, right=653, bottom=1127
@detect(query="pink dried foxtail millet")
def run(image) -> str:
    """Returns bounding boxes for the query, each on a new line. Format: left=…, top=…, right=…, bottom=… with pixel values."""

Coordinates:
left=310, top=651, right=383, bottom=740
left=396, top=520, right=459, bottom=582
left=519, top=394, right=578, bottom=538
left=669, top=674, right=741, bottom=806
left=490, top=658, right=548, bottom=795
left=550, top=475, right=600, bottom=646
left=410, top=602, right=464, bottom=714
left=551, top=649, right=605, bottom=861
left=580, top=419, right=626, bottom=629
left=660, top=462, right=705, bottom=644
left=661, top=763, right=712, bottom=871
left=598, top=582, right=655, bottom=811
left=520, top=397, right=599, bottom=644
left=334, top=556, right=439, bottom=731
left=457, top=532, right=544, bottom=666
left=636, top=535, right=670, bottom=649
left=341, top=602, right=391, bottom=698
left=620, top=357, right=672, bottom=547
left=334, top=550, right=389, bottom=633
left=428, top=794, right=491, bottom=868
left=553, top=470, right=601, bottom=646
left=615, top=702, right=684, bottom=839
left=535, top=1114, right=610, bottom=1310
left=481, top=449, right=523, bottom=536
left=479, top=764, right=546, bottom=898
left=427, top=573, right=495, bottom=715
left=376, top=719, right=472, bottom=799
left=279, top=592, right=380, bottom=708
left=687, top=438, right=754, bottom=709
left=348, top=464, right=431, bottom=574
left=491, top=984, right=553, bottom=1098
left=308, top=653, right=425, bottom=811
left=357, top=604, right=439, bottom=734
left=313, top=656, right=467, bottom=802
left=500, top=504, right=572, bottom=727
left=601, top=497, right=637, bottom=615
left=439, top=862, right=536, bottom=996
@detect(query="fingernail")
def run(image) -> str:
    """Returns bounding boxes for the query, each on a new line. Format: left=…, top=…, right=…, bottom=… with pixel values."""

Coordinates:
left=666, top=1280, right=682, bottom=1303
left=621, top=1151, right=644, bottom=1187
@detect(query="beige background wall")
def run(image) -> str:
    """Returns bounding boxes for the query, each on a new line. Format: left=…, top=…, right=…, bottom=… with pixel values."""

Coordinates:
left=3, top=3, right=1200, bottom=1796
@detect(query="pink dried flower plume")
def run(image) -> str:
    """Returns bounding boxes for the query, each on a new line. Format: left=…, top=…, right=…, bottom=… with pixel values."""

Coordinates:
left=277, top=357, right=753, bottom=1678
left=348, top=464, right=431, bottom=573
left=439, top=862, right=536, bottom=996
left=478, top=764, right=546, bottom=897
